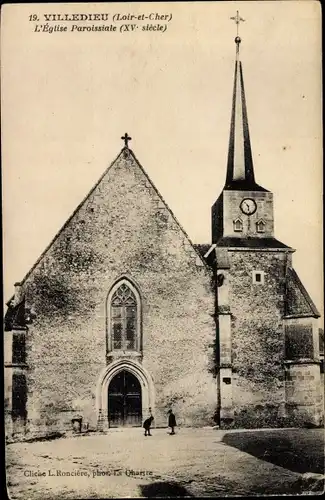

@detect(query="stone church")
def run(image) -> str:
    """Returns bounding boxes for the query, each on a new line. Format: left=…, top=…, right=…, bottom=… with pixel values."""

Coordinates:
left=4, top=34, right=323, bottom=440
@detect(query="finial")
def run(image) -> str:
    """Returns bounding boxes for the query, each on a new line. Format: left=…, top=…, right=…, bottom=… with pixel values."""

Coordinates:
left=230, top=11, right=245, bottom=56
left=121, top=133, right=132, bottom=148
left=230, top=10, right=245, bottom=37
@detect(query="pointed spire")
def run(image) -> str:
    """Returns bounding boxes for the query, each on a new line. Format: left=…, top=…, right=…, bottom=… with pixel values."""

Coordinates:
left=225, top=23, right=267, bottom=191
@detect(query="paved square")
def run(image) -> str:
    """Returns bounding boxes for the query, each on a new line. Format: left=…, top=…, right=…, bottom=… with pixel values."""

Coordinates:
left=6, top=428, right=324, bottom=498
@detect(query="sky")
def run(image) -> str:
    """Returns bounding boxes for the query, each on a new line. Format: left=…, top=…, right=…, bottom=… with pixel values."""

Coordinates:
left=1, top=1, right=323, bottom=321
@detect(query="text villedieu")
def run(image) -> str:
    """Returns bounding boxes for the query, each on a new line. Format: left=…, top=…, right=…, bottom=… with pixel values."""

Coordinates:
left=29, top=12, right=173, bottom=34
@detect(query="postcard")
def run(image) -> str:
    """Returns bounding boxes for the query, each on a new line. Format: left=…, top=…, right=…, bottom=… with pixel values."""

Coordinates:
left=2, top=2, right=323, bottom=498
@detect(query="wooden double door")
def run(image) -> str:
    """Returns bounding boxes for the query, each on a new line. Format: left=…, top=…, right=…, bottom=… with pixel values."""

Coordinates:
left=108, top=370, right=142, bottom=427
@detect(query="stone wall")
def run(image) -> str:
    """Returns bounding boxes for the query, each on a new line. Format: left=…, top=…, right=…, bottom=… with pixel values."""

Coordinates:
left=229, top=249, right=287, bottom=427
left=19, top=149, right=216, bottom=436
left=285, top=363, right=323, bottom=426
left=284, top=317, right=323, bottom=426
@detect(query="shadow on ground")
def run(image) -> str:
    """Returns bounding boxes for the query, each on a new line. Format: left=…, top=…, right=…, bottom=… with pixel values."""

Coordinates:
left=139, top=481, right=192, bottom=497
left=222, top=428, right=324, bottom=474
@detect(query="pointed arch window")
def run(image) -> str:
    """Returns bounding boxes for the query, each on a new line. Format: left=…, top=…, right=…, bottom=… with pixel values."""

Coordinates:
left=108, top=280, right=141, bottom=352
left=233, top=218, right=243, bottom=232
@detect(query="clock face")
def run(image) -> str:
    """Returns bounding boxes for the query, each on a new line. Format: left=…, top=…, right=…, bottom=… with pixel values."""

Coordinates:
left=240, top=198, right=257, bottom=215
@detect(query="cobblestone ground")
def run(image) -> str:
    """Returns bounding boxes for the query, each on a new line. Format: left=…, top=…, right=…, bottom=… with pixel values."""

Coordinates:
left=6, top=428, right=322, bottom=499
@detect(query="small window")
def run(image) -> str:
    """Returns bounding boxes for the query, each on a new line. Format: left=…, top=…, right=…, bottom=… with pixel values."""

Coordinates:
left=256, top=219, right=266, bottom=233
left=223, top=377, right=231, bottom=385
left=12, top=331, right=26, bottom=364
left=233, top=218, right=243, bottom=232
left=252, top=271, right=265, bottom=284
left=12, top=373, right=27, bottom=420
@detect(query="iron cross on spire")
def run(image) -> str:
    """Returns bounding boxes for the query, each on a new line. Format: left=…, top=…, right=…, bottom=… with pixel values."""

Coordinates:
left=230, top=10, right=245, bottom=37
left=121, top=133, right=132, bottom=148
left=230, top=10, right=245, bottom=55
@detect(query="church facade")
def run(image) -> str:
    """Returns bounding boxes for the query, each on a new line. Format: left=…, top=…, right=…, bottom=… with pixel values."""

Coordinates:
left=4, top=36, right=323, bottom=441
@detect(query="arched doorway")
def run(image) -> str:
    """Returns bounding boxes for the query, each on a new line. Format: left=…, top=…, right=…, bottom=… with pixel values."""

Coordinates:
left=108, top=370, right=142, bottom=427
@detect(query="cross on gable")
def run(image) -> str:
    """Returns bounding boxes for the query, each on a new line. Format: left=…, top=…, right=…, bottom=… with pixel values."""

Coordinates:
left=121, top=133, right=132, bottom=148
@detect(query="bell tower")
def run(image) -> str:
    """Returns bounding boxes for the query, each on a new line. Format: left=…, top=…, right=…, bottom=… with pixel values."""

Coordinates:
left=209, top=14, right=321, bottom=429
left=212, top=25, right=274, bottom=244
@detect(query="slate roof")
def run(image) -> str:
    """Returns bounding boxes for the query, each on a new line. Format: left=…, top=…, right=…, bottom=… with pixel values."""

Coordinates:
left=193, top=244, right=216, bottom=269
left=225, top=52, right=268, bottom=192
left=193, top=244, right=211, bottom=258
left=224, top=180, right=269, bottom=192
left=284, top=267, right=320, bottom=318
left=215, top=237, right=293, bottom=250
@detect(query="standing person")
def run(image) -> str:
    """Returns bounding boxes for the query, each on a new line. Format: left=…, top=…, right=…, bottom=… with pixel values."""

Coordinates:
left=143, top=415, right=154, bottom=436
left=168, top=409, right=176, bottom=435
